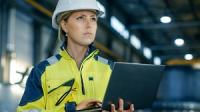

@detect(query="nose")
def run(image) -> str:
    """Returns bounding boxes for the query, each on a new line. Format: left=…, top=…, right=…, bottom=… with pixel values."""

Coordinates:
left=85, top=18, right=92, bottom=29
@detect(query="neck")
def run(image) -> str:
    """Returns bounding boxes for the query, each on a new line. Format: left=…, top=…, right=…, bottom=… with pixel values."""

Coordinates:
left=66, top=42, right=88, bottom=69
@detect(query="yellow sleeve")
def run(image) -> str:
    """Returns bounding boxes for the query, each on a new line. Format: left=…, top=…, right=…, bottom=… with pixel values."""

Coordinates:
left=17, top=104, right=66, bottom=112
left=17, top=66, right=66, bottom=112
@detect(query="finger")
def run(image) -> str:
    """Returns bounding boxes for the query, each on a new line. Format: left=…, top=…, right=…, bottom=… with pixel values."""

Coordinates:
left=96, top=102, right=102, bottom=107
left=88, top=99, right=102, bottom=103
left=87, top=99, right=102, bottom=106
left=129, top=104, right=134, bottom=112
left=118, top=98, right=124, bottom=112
left=111, top=104, right=115, bottom=112
left=102, top=110, right=109, bottom=112
left=126, top=101, right=134, bottom=111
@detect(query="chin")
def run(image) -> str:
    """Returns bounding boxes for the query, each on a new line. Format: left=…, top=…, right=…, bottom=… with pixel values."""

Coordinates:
left=80, top=41, right=94, bottom=46
left=80, top=39, right=94, bottom=45
left=82, top=42, right=93, bottom=46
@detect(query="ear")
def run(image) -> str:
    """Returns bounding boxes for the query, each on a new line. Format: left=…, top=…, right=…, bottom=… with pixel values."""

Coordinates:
left=60, top=20, right=68, bottom=33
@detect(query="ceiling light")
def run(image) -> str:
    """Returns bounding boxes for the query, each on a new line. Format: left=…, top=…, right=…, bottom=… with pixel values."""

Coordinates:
left=111, top=16, right=129, bottom=39
left=184, top=54, right=193, bottom=60
left=153, top=57, right=161, bottom=65
left=160, top=16, right=171, bottom=23
left=174, top=38, right=184, bottom=47
left=130, top=35, right=141, bottom=49
left=143, top=47, right=152, bottom=59
left=122, top=29, right=129, bottom=39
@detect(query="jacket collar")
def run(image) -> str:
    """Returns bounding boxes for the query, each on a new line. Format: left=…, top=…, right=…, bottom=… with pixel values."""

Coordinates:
left=59, top=42, right=99, bottom=60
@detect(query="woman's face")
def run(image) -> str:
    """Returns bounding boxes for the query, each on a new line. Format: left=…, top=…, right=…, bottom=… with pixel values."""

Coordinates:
left=61, top=10, right=97, bottom=47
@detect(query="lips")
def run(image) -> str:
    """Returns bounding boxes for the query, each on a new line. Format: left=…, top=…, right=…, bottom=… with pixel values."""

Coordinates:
left=84, top=32, right=92, bottom=35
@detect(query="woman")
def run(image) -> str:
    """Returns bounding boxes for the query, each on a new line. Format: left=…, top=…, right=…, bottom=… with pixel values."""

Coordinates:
left=17, top=0, right=134, bottom=111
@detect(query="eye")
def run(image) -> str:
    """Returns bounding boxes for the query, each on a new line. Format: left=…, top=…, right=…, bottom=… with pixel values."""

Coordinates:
left=91, top=17, right=97, bottom=21
left=76, top=16, right=84, bottom=20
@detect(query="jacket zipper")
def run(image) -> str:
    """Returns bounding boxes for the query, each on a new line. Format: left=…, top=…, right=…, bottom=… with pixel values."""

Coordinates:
left=79, top=50, right=98, bottom=95
left=63, top=47, right=99, bottom=95
left=89, top=76, right=95, bottom=97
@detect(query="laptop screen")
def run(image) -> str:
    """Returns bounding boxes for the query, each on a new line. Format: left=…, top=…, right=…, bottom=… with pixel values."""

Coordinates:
left=102, top=62, right=165, bottom=111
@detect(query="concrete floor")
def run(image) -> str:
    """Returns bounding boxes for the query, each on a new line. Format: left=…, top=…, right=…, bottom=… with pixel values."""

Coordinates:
left=0, top=84, right=24, bottom=112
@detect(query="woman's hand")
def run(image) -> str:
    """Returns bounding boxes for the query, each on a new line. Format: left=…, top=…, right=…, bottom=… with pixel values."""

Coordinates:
left=103, top=98, right=134, bottom=112
left=76, top=99, right=102, bottom=110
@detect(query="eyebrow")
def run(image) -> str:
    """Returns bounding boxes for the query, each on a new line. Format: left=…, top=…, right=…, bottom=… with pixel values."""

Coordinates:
left=76, top=14, right=96, bottom=17
left=90, top=15, right=96, bottom=17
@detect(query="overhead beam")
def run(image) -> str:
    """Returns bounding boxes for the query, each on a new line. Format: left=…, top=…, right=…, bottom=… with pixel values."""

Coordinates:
left=131, top=0, right=158, bottom=45
left=162, top=0, right=200, bottom=57
left=157, top=54, right=200, bottom=61
left=187, top=0, right=200, bottom=43
left=166, top=59, right=200, bottom=65
left=137, top=0, right=172, bottom=45
left=151, top=45, right=200, bottom=51
left=130, top=21, right=200, bottom=30
left=25, top=0, right=52, bottom=17
left=188, top=0, right=199, bottom=20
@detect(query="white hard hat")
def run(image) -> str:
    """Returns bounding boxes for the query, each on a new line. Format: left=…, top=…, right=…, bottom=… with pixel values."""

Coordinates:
left=52, top=0, right=104, bottom=29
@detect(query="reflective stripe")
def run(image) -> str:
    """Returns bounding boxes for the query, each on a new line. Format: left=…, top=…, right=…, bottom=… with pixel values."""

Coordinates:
left=47, top=56, right=59, bottom=65
left=97, top=56, right=108, bottom=64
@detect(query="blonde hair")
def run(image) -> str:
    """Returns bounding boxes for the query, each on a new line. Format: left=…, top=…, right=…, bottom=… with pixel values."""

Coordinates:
left=57, top=11, right=72, bottom=41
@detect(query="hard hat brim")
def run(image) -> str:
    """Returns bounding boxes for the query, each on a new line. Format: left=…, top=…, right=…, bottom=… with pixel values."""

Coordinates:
left=52, top=9, right=104, bottom=29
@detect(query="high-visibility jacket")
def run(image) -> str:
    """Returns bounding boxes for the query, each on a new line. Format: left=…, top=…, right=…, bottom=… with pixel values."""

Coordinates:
left=17, top=45, right=113, bottom=112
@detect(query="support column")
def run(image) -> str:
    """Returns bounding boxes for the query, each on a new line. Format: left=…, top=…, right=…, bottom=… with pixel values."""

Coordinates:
left=0, top=1, right=10, bottom=83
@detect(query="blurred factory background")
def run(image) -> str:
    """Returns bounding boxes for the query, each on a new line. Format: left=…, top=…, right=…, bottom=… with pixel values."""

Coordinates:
left=1, top=0, right=200, bottom=111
